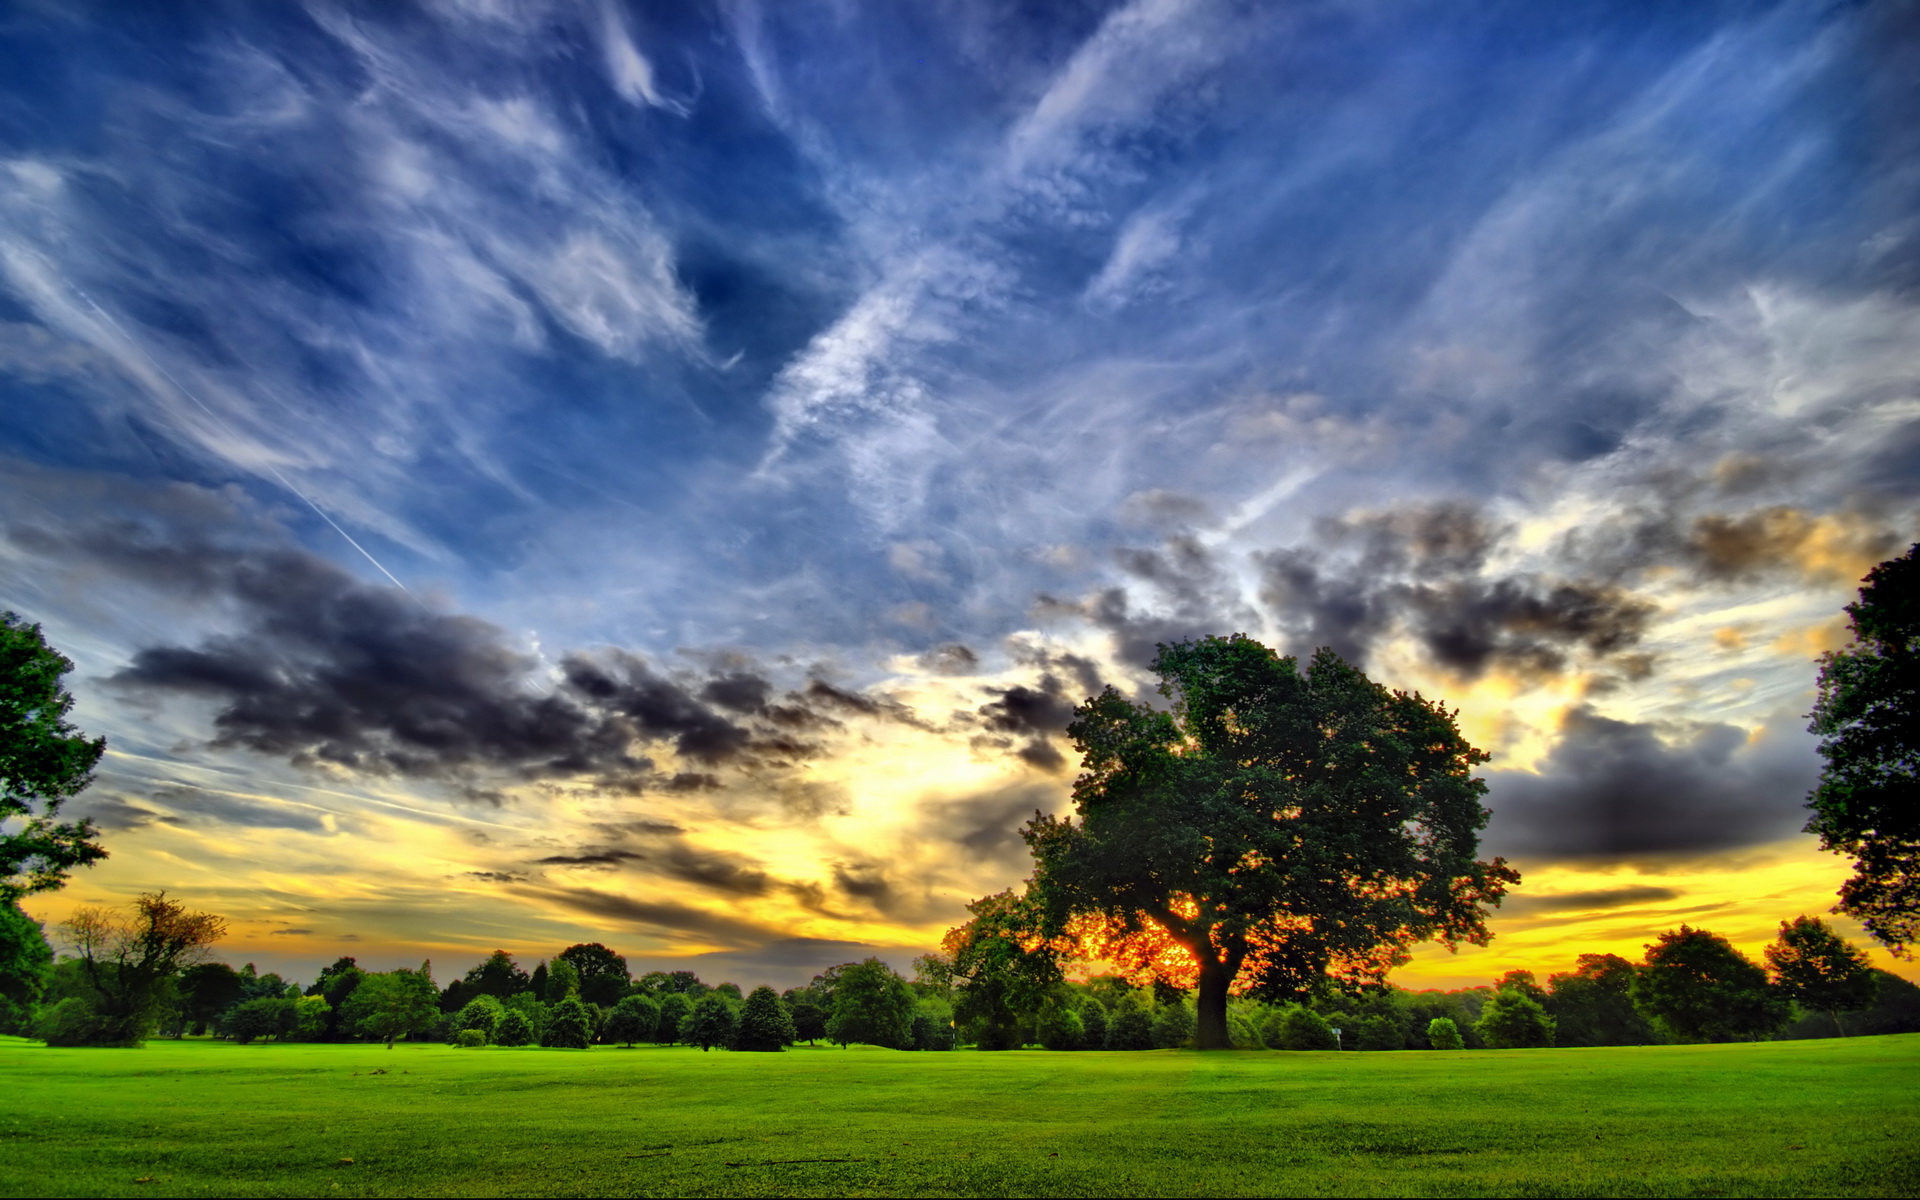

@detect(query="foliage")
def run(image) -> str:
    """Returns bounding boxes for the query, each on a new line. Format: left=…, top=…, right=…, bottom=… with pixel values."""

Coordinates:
left=733, top=985, right=797, bottom=1051
left=826, top=958, right=917, bottom=1049
left=541, top=997, right=594, bottom=1049
left=1352, top=1013, right=1402, bottom=1051
left=0, top=613, right=108, bottom=902
left=172, top=962, right=244, bottom=1037
left=655, top=991, right=693, bottom=1043
left=1475, top=990, right=1555, bottom=1049
left=604, top=994, right=658, bottom=1047
left=464, top=951, right=531, bottom=1000
left=1427, top=1017, right=1464, bottom=1050
left=557, top=942, right=630, bottom=1008
left=1765, top=916, right=1879, bottom=1034
left=222, top=997, right=292, bottom=1045
left=453, top=995, right=505, bottom=1041
left=684, top=995, right=736, bottom=1051
left=787, top=995, right=827, bottom=1044
left=341, top=965, right=439, bottom=1048
left=303, top=957, right=363, bottom=1040
left=1036, top=1000, right=1085, bottom=1050
left=493, top=1009, right=533, bottom=1046
left=55, top=892, right=227, bottom=1046
left=1150, top=999, right=1194, bottom=1049
left=1267, top=1005, right=1338, bottom=1051
left=1546, top=954, right=1654, bottom=1047
left=941, top=891, right=1060, bottom=1051
left=455, top=1028, right=487, bottom=1047
left=1636, top=926, right=1789, bottom=1043
left=1025, top=637, right=1518, bottom=1048
left=912, top=997, right=955, bottom=1051
left=34, top=996, right=118, bottom=1046
left=641, top=969, right=707, bottom=995
left=528, top=961, right=548, bottom=1001
left=1105, top=995, right=1156, bottom=1050
left=0, top=901, right=53, bottom=1034
left=1078, top=998, right=1108, bottom=1049
left=1806, top=543, right=1920, bottom=953
left=544, top=956, right=581, bottom=1004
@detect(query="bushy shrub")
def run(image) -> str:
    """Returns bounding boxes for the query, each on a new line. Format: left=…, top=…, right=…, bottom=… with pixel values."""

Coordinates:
left=1353, top=1013, right=1403, bottom=1051
left=493, top=1009, right=533, bottom=1046
left=541, top=997, right=594, bottom=1049
left=454, top=995, right=504, bottom=1042
left=1427, top=1017, right=1464, bottom=1050
left=1267, top=1005, right=1339, bottom=1051
left=35, top=997, right=129, bottom=1047
left=1229, top=1013, right=1262, bottom=1049
left=455, top=1028, right=487, bottom=1048
left=1036, top=1002, right=1084, bottom=1050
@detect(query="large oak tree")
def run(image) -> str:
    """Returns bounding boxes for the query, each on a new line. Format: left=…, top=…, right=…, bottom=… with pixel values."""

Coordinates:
left=1024, top=636, right=1517, bottom=1049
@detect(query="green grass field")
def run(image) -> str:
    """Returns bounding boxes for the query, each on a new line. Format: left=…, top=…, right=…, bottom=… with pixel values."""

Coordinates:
left=2, top=1034, right=1914, bottom=1198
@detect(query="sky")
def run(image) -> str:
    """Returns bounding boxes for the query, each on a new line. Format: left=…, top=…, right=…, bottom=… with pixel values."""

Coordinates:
left=1, top=0, right=1915, bottom=993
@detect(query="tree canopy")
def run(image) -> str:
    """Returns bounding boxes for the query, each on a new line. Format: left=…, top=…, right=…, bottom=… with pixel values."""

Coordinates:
left=1765, top=916, right=1878, bottom=1035
left=1, top=613, right=107, bottom=902
left=1023, top=636, right=1518, bottom=1048
left=557, top=942, right=630, bottom=1008
left=56, top=892, right=227, bottom=1045
left=1806, top=543, right=1920, bottom=954
left=734, top=985, right=797, bottom=1051
left=826, top=958, right=916, bottom=1049
left=1635, top=926, right=1788, bottom=1043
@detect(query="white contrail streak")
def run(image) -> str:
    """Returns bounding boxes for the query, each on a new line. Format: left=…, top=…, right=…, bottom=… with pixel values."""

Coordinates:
left=74, top=290, right=425, bottom=607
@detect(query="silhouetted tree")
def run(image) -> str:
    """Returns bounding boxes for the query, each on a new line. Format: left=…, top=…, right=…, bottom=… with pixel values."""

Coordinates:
left=55, top=892, right=227, bottom=1045
left=1474, top=989, right=1555, bottom=1048
left=786, top=994, right=827, bottom=1045
left=542, top=996, right=594, bottom=1049
left=1806, top=544, right=1920, bottom=953
left=1105, top=995, right=1156, bottom=1050
left=684, top=994, right=735, bottom=1051
left=528, top=960, right=548, bottom=1001
left=462, top=950, right=531, bottom=1001
left=1547, top=954, right=1654, bottom=1046
left=1636, top=926, right=1788, bottom=1042
left=605, top=994, right=658, bottom=1047
left=1036, top=999, right=1085, bottom=1050
left=827, top=958, right=916, bottom=1049
left=557, top=943, right=630, bottom=1008
left=305, top=958, right=362, bottom=1041
left=2, top=613, right=107, bottom=902
left=1766, top=916, right=1879, bottom=1036
left=734, top=985, right=797, bottom=1051
left=1026, top=638, right=1518, bottom=1049
left=943, top=891, right=1060, bottom=1050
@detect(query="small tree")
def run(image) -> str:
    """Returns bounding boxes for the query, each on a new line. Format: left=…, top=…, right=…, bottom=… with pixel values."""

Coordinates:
left=1805, top=544, right=1919, bottom=953
left=1079, top=999, right=1109, bottom=1049
left=494, top=1009, right=534, bottom=1046
left=541, top=996, right=593, bottom=1048
left=1637, top=926, right=1789, bottom=1043
left=342, top=965, right=439, bottom=1048
left=656, top=991, right=693, bottom=1043
left=734, top=985, right=797, bottom=1051
left=826, top=958, right=916, bottom=1049
left=2, top=613, right=108, bottom=902
left=1267, top=1005, right=1338, bottom=1051
left=1427, top=1016, right=1464, bottom=1050
left=1766, top=916, right=1879, bottom=1036
left=453, top=995, right=504, bottom=1042
left=788, top=995, right=827, bottom=1045
left=57, top=892, right=227, bottom=1045
left=605, top=994, right=658, bottom=1047
left=1475, top=990, right=1555, bottom=1048
left=684, top=994, right=736, bottom=1051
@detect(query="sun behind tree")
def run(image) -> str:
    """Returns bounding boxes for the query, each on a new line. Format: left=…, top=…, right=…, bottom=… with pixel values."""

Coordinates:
left=1017, top=635, right=1519, bottom=1050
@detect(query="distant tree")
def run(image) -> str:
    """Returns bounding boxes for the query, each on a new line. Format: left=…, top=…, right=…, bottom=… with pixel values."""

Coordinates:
left=1494, top=970, right=1548, bottom=1004
left=826, top=958, right=916, bottom=1049
left=655, top=991, right=693, bottom=1044
left=1036, top=999, right=1085, bottom=1050
left=1151, top=999, right=1195, bottom=1049
left=1544, top=954, right=1654, bottom=1047
left=1765, top=916, right=1879, bottom=1036
left=454, top=995, right=505, bottom=1042
left=0, top=901, right=53, bottom=1035
left=1025, top=638, right=1518, bottom=1049
left=1266, top=1005, right=1338, bottom=1051
left=544, top=956, right=581, bottom=1004
left=1078, top=999, right=1109, bottom=1049
left=1474, top=990, right=1555, bottom=1049
left=684, top=994, right=736, bottom=1051
left=528, top=960, right=548, bottom=1001
left=174, top=962, right=244, bottom=1037
left=222, top=997, right=292, bottom=1045
left=290, top=995, right=330, bottom=1041
left=1105, top=995, right=1158, bottom=1050
left=542, top=996, right=593, bottom=1049
left=1427, top=1017, right=1464, bottom=1050
left=1636, top=926, right=1789, bottom=1043
left=1806, top=544, right=1920, bottom=953
left=306, top=958, right=363, bottom=1041
left=643, top=969, right=707, bottom=995
left=56, top=892, right=226, bottom=1046
left=787, top=994, right=827, bottom=1045
left=494, top=1008, right=534, bottom=1046
left=942, top=891, right=1060, bottom=1051
left=1, top=613, right=108, bottom=903
left=558, top=943, right=630, bottom=1009
left=1352, top=1013, right=1402, bottom=1051
left=734, top=985, right=797, bottom=1052
left=342, top=965, right=439, bottom=1048
left=463, top=950, right=532, bottom=1000
left=912, top=997, right=956, bottom=1051
left=602, top=993, right=658, bottom=1048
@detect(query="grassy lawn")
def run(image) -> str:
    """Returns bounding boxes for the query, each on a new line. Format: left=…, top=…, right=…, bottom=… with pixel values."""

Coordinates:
left=1, top=1034, right=1914, bottom=1198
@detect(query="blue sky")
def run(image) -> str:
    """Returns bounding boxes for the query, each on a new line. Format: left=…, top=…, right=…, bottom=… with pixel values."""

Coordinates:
left=2, top=0, right=1914, bottom=989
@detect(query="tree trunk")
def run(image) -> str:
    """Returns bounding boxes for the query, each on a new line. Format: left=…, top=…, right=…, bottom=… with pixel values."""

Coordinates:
left=1194, top=956, right=1234, bottom=1050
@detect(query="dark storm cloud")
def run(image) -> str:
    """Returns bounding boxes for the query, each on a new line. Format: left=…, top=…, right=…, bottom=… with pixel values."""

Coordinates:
left=977, top=671, right=1079, bottom=775
left=1500, top=886, right=1682, bottom=916
left=1483, top=707, right=1819, bottom=862
left=1562, top=502, right=1899, bottom=585
left=918, top=643, right=980, bottom=674
left=921, top=781, right=1061, bottom=867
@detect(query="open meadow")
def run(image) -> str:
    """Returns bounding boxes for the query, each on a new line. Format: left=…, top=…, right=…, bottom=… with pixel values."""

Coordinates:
left=2, top=1034, right=1915, bottom=1198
